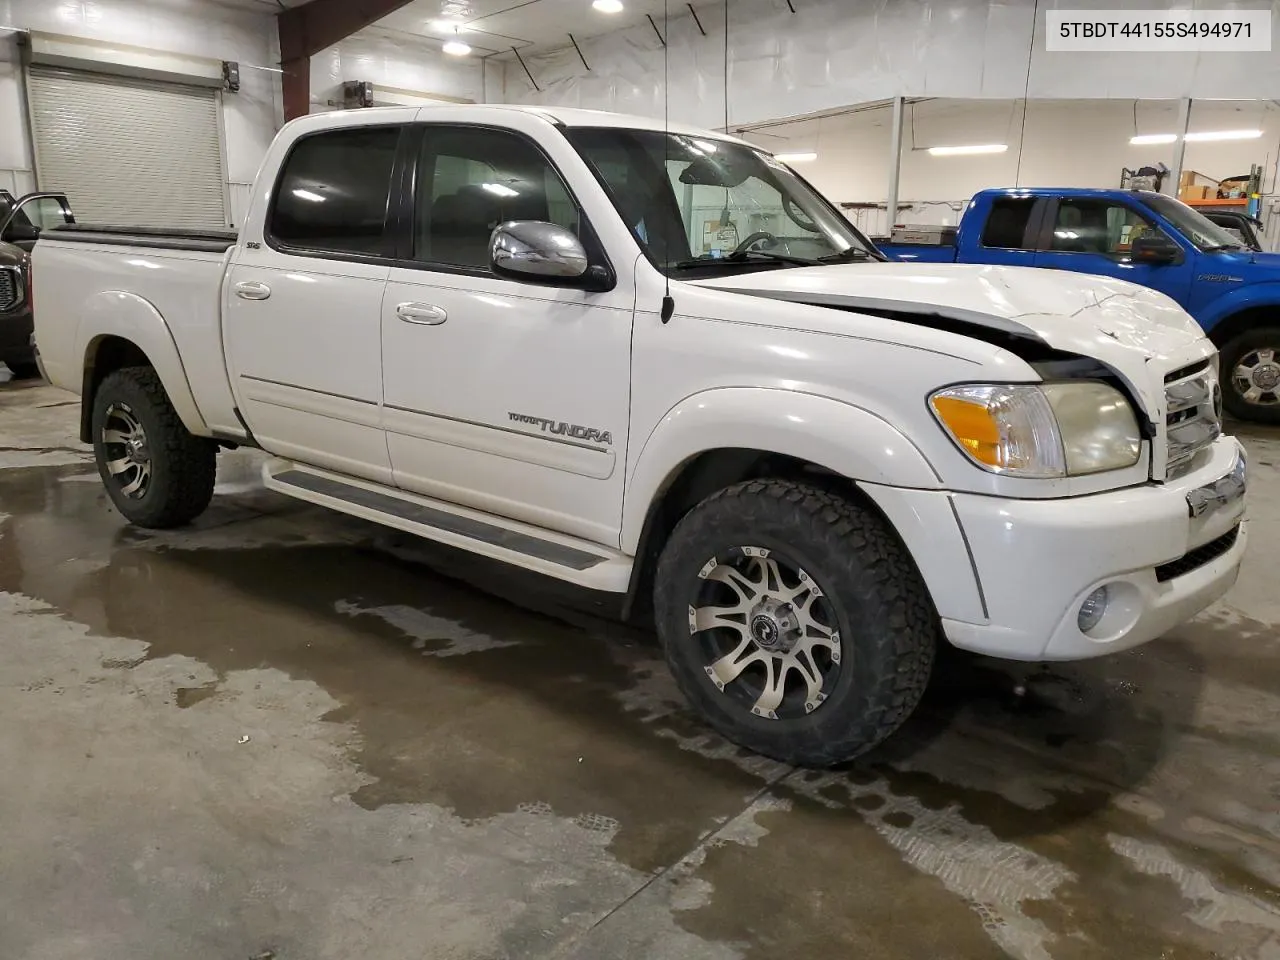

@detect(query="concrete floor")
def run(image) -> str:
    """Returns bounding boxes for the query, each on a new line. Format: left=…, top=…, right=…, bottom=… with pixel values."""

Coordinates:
left=2, top=377, right=1279, bottom=960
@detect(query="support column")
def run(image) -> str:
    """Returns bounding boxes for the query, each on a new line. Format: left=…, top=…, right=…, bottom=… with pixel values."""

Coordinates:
left=1168, top=97, right=1192, bottom=196
left=276, top=0, right=417, bottom=121
left=885, top=96, right=905, bottom=235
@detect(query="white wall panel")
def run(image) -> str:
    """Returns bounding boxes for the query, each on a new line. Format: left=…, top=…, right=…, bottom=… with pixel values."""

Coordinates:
left=500, top=0, right=1280, bottom=127
left=309, top=32, right=485, bottom=113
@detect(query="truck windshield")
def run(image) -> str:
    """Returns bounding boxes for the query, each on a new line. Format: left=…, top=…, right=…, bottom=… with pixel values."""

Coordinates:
left=566, top=127, right=879, bottom=275
left=1142, top=193, right=1245, bottom=252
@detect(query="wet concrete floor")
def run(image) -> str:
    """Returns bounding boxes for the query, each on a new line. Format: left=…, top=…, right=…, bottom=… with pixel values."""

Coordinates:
left=2, top=377, right=1280, bottom=959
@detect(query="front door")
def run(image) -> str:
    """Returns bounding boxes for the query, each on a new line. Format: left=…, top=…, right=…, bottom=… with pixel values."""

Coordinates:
left=223, top=122, right=408, bottom=485
left=1033, top=196, right=1191, bottom=303
left=0, top=193, right=74, bottom=252
left=381, top=119, right=634, bottom=548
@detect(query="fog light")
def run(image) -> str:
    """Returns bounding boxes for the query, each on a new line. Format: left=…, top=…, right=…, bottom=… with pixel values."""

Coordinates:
left=1078, top=586, right=1109, bottom=633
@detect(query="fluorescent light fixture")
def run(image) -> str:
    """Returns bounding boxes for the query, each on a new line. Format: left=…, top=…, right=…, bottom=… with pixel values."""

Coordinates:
left=1130, top=133, right=1177, bottom=145
left=443, top=39, right=471, bottom=55
left=0, top=24, right=26, bottom=33
left=1184, top=128, right=1263, bottom=142
left=927, top=144, right=1008, bottom=156
left=774, top=152, right=818, bottom=163
left=593, top=0, right=625, bottom=12
left=482, top=182, right=519, bottom=198
left=292, top=188, right=325, bottom=202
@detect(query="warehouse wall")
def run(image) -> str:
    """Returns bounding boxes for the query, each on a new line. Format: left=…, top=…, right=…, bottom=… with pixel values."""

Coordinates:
left=309, top=31, right=489, bottom=111
left=0, top=0, right=281, bottom=226
left=499, top=0, right=1280, bottom=128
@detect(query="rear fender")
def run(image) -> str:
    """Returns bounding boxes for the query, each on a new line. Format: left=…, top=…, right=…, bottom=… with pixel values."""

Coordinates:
left=78, top=291, right=208, bottom=437
left=621, top=387, right=943, bottom=553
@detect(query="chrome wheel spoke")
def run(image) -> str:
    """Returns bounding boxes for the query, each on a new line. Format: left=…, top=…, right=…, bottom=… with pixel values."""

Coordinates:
left=708, top=635, right=766, bottom=686
left=119, top=469, right=146, bottom=497
left=705, top=564, right=761, bottom=602
left=1258, top=349, right=1276, bottom=365
left=105, top=456, right=132, bottom=477
left=693, top=603, right=750, bottom=634
left=752, top=657, right=786, bottom=716
left=1244, top=385, right=1265, bottom=403
left=102, top=428, right=132, bottom=445
left=787, top=648, right=824, bottom=703
left=758, top=557, right=785, bottom=594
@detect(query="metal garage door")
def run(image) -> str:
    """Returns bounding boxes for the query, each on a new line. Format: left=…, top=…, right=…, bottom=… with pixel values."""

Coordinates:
left=26, top=66, right=229, bottom=230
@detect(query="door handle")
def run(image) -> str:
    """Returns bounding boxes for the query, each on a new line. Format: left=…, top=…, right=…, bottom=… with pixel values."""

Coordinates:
left=234, top=280, right=272, bottom=301
left=396, top=302, right=447, bottom=325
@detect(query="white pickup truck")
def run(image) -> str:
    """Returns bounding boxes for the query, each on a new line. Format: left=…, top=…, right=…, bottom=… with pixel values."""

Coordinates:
left=32, top=105, right=1247, bottom=765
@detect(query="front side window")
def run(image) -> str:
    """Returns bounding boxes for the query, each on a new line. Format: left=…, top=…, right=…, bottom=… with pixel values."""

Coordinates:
left=1049, top=199, right=1164, bottom=256
left=269, top=126, right=400, bottom=257
left=415, top=126, right=581, bottom=270
left=567, top=127, right=877, bottom=276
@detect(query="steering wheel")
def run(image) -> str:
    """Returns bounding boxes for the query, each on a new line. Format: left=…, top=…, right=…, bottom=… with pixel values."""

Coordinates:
left=733, top=231, right=780, bottom=255
left=783, top=195, right=821, bottom=233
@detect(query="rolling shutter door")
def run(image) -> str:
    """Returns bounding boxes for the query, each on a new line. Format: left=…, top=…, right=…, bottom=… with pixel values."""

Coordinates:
left=26, top=66, right=228, bottom=229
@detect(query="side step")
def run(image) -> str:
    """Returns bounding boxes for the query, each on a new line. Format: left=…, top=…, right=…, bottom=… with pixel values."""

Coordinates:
left=262, top=460, right=632, bottom=592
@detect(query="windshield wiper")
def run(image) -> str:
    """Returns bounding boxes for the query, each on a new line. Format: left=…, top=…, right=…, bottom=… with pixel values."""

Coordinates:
left=817, top=247, right=878, bottom=263
left=672, top=249, right=823, bottom=270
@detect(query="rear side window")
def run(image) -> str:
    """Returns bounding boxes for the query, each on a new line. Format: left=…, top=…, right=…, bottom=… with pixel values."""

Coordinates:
left=269, top=126, right=400, bottom=257
left=981, top=197, right=1036, bottom=249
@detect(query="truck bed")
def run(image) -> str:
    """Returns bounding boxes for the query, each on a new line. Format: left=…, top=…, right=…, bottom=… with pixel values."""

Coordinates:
left=50, top=223, right=238, bottom=253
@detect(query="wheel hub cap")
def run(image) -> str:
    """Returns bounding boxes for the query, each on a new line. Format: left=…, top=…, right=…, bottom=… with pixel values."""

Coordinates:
left=1253, top=364, right=1280, bottom=391
left=689, top=548, right=842, bottom=721
left=102, top=404, right=153, bottom=500
left=1233, top=348, right=1280, bottom=406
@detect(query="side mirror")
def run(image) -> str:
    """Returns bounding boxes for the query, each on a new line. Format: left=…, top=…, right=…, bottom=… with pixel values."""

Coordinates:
left=489, top=221, right=610, bottom=290
left=1130, top=234, right=1181, bottom=265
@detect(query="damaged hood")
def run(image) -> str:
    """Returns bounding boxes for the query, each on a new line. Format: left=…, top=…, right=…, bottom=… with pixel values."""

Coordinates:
left=691, top=260, right=1207, bottom=361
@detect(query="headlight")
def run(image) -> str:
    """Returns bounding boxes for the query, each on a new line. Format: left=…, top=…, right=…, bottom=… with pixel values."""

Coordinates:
left=930, top=382, right=1141, bottom=478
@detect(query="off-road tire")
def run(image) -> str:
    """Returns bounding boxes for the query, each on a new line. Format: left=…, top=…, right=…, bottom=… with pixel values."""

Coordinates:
left=654, top=479, right=936, bottom=767
left=1220, top=327, right=1280, bottom=425
left=4, top=361, right=41, bottom=380
left=91, top=366, right=217, bottom=529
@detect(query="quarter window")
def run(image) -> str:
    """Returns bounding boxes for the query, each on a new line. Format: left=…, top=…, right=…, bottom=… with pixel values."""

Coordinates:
left=415, top=127, right=581, bottom=270
left=269, top=126, right=400, bottom=257
left=980, top=197, right=1036, bottom=249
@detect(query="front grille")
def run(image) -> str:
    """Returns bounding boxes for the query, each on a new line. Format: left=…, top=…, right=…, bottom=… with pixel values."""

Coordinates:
left=0, top=267, right=18, bottom=313
left=1155, top=525, right=1239, bottom=582
left=1164, top=361, right=1221, bottom=480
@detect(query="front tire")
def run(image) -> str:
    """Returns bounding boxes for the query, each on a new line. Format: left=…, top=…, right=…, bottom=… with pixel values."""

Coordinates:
left=91, top=366, right=217, bottom=529
left=654, top=479, right=936, bottom=767
left=1220, top=327, right=1280, bottom=424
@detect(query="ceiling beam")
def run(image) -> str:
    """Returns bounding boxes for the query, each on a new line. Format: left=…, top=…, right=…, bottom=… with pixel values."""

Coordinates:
left=276, top=0, right=417, bottom=122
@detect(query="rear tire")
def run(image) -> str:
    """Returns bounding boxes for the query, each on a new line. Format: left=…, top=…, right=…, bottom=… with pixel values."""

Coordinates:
left=653, top=479, right=936, bottom=767
left=91, top=366, right=217, bottom=529
left=4, top=361, right=40, bottom=380
left=1220, top=327, right=1280, bottom=424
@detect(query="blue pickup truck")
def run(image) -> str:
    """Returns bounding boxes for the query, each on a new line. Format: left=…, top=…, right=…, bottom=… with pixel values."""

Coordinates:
left=879, top=187, right=1280, bottom=422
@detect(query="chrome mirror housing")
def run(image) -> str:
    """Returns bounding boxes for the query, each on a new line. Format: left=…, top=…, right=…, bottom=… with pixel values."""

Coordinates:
left=489, top=221, right=590, bottom=282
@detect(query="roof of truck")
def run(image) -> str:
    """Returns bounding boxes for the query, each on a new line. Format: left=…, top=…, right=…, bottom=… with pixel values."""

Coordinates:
left=290, top=103, right=752, bottom=148
left=975, top=187, right=1165, bottom=200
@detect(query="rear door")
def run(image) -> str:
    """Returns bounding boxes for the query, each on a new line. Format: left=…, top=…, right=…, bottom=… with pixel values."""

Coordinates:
left=223, top=122, right=409, bottom=485
left=1033, top=196, right=1192, bottom=302
left=962, top=195, right=1044, bottom=267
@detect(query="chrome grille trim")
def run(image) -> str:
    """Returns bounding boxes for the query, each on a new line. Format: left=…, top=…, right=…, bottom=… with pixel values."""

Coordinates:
left=0, top=267, right=20, bottom=314
left=1164, top=362, right=1222, bottom=480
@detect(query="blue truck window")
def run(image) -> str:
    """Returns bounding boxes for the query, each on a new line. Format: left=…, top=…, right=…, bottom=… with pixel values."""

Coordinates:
left=980, top=198, right=1035, bottom=249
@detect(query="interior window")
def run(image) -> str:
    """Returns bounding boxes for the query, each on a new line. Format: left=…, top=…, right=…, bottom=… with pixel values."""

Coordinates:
left=980, top=197, right=1035, bottom=249
left=416, top=127, right=581, bottom=270
left=269, top=126, right=400, bottom=256
left=1050, top=199, right=1155, bottom=255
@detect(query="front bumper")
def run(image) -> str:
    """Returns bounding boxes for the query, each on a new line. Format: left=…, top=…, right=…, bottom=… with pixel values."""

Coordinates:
left=0, top=306, right=35, bottom=366
left=942, top=436, right=1247, bottom=661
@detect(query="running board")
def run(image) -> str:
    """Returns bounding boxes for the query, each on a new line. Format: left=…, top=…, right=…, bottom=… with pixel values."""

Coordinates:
left=262, top=460, right=632, bottom=592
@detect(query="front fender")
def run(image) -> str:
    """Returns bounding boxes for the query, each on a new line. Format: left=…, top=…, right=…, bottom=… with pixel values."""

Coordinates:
left=77, top=291, right=208, bottom=436
left=621, top=387, right=943, bottom=553
left=1198, top=281, right=1280, bottom=334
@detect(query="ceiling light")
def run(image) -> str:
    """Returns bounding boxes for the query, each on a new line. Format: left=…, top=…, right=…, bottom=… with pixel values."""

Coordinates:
left=443, top=39, right=471, bottom=55
left=482, top=182, right=519, bottom=198
left=292, top=188, right=325, bottom=202
left=774, top=152, right=817, bottom=163
left=593, top=0, right=625, bottom=12
left=927, top=144, right=1008, bottom=156
left=1184, top=129, right=1263, bottom=142
left=1130, top=133, right=1177, bottom=145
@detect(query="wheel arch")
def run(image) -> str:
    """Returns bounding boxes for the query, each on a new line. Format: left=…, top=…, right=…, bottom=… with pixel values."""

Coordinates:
left=619, top=388, right=944, bottom=622
left=1205, top=301, right=1280, bottom=351
left=76, top=292, right=208, bottom=443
